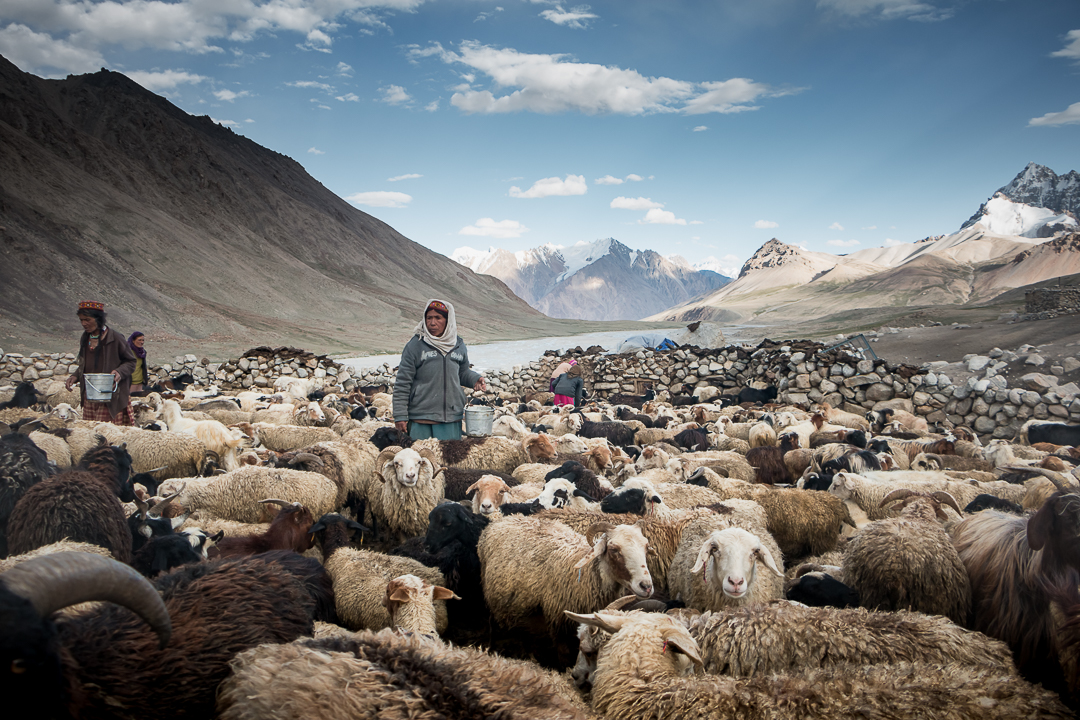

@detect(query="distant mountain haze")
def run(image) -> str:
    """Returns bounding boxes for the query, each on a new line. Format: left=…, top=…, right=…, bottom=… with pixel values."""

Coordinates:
left=453, top=238, right=731, bottom=321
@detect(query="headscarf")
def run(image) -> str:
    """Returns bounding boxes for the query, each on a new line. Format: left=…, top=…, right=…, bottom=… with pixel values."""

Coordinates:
left=127, top=331, right=146, bottom=360
left=414, top=298, right=458, bottom=355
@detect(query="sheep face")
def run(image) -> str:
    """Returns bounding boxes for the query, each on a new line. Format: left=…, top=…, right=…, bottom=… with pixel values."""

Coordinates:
left=556, top=434, right=589, bottom=455
left=691, top=527, right=783, bottom=600
left=575, top=524, right=654, bottom=599
left=465, top=475, right=511, bottom=515
left=911, top=453, right=941, bottom=472
left=537, top=478, right=577, bottom=509
left=386, top=448, right=425, bottom=487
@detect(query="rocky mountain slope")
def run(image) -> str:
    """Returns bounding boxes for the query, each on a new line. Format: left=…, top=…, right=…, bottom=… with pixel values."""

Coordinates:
left=0, top=56, right=628, bottom=356
left=453, top=238, right=729, bottom=321
left=961, top=162, right=1079, bottom=237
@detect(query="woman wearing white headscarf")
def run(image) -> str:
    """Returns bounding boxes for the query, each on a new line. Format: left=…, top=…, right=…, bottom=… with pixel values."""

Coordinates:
left=393, top=299, right=487, bottom=441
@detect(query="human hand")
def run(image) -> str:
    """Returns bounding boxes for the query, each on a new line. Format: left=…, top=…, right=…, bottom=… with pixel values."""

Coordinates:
left=395, top=420, right=409, bottom=434
left=474, top=377, right=488, bottom=393
left=112, top=370, right=122, bottom=383
left=65, top=375, right=76, bottom=391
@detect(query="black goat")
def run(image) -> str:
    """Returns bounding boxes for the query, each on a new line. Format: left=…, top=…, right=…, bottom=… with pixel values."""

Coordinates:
left=1027, top=423, right=1080, bottom=448
left=786, top=572, right=860, bottom=609
left=737, top=385, right=778, bottom=405
left=146, top=372, right=196, bottom=394
left=578, top=419, right=636, bottom=448
left=801, top=472, right=834, bottom=491
left=7, top=442, right=135, bottom=562
left=0, top=432, right=54, bottom=556
left=820, top=450, right=882, bottom=476
left=607, top=386, right=655, bottom=410
left=419, top=503, right=491, bottom=640
left=131, top=533, right=205, bottom=577
left=0, top=550, right=335, bottom=719
left=544, top=460, right=609, bottom=501
left=0, top=381, right=41, bottom=410
left=673, top=427, right=710, bottom=452
left=615, top=406, right=654, bottom=428
left=369, top=425, right=414, bottom=450
left=600, top=487, right=647, bottom=514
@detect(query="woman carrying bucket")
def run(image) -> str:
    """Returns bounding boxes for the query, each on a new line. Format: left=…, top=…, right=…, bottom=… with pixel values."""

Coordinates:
left=64, top=300, right=137, bottom=425
left=393, top=299, right=487, bottom=441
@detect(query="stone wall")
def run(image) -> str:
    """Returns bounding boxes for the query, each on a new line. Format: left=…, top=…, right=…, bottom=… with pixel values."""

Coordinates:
left=1025, top=287, right=1080, bottom=314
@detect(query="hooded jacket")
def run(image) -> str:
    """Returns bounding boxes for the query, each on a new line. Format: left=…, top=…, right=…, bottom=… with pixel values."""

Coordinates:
left=393, top=335, right=482, bottom=424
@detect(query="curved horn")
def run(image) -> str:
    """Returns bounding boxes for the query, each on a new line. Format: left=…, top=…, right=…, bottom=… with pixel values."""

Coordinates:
left=145, top=466, right=169, bottom=475
left=287, top=452, right=324, bottom=468
left=880, top=488, right=920, bottom=507
left=930, top=491, right=963, bottom=516
left=148, top=483, right=185, bottom=518
left=0, top=552, right=171, bottom=649
left=585, top=521, right=616, bottom=546
left=374, top=446, right=401, bottom=483
left=1003, top=465, right=1078, bottom=493
left=416, top=448, right=444, bottom=477
left=604, top=594, right=643, bottom=611
left=258, top=498, right=300, bottom=511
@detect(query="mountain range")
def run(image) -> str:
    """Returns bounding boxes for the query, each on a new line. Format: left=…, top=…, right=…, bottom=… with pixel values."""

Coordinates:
left=453, top=238, right=730, bottom=321
left=0, top=55, right=632, bottom=357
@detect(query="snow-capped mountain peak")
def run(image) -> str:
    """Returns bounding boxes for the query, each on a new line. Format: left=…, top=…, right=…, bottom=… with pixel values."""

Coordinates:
left=962, top=162, right=1079, bottom=238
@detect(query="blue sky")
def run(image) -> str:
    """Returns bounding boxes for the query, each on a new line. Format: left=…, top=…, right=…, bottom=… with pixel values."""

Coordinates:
left=2, top=0, right=1078, bottom=276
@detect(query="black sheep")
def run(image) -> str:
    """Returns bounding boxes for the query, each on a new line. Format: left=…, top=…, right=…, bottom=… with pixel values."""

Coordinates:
left=0, top=550, right=335, bottom=720
left=578, top=419, right=636, bottom=448
left=786, top=572, right=860, bottom=609
left=964, top=494, right=1023, bottom=515
left=0, top=433, right=54, bottom=556
left=7, top=442, right=135, bottom=562
left=544, top=460, right=610, bottom=501
left=599, top=487, right=647, bottom=514
left=369, top=425, right=414, bottom=450
left=737, top=385, right=778, bottom=405
left=0, top=381, right=41, bottom=410
left=673, top=427, right=710, bottom=452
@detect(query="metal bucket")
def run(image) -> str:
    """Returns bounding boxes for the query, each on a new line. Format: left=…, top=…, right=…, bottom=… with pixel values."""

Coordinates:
left=464, top=406, right=494, bottom=437
left=84, top=373, right=116, bottom=402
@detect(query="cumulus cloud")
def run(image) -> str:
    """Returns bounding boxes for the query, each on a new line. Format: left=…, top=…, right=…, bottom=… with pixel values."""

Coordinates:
left=336, top=61, right=354, bottom=75
left=213, top=88, right=249, bottom=102
left=459, top=218, right=529, bottom=238
left=475, top=7, right=503, bottom=22
left=693, top=125, right=708, bottom=131
left=346, top=191, right=413, bottom=208
left=123, top=69, right=206, bottom=91
left=754, top=220, right=778, bottom=229
left=539, top=5, right=598, bottom=29
left=862, top=225, right=877, bottom=230
left=611, top=196, right=663, bottom=210
left=0, top=22, right=105, bottom=74
left=1029, top=102, right=1080, bottom=127
left=509, top=174, right=587, bottom=198
left=816, top=0, right=955, bottom=22
left=288, top=80, right=334, bottom=92
left=308, top=147, right=325, bottom=155
left=1052, top=30, right=1080, bottom=62
left=828, top=222, right=844, bottom=231
left=827, top=239, right=861, bottom=247
left=388, top=173, right=422, bottom=181
left=640, top=208, right=687, bottom=225
left=595, top=175, right=623, bottom=185
left=425, top=99, right=439, bottom=111
left=336, top=93, right=360, bottom=102
left=625, top=173, right=644, bottom=181
left=409, top=41, right=790, bottom=116
left=380, top=84, right=412, bottom=105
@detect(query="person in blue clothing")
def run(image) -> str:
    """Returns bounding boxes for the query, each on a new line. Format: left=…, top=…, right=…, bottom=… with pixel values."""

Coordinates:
left=393, top=299, right=488, bottom=441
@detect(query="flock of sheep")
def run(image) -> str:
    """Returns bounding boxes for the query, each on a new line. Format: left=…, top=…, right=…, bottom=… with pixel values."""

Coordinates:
left=1, top=368, right=1080, bottom=719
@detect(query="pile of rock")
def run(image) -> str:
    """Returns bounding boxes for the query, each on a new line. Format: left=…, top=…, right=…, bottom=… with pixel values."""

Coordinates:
left=0, top=351, right=78, bottom=383
left=172, top=347, right=356, bottom=392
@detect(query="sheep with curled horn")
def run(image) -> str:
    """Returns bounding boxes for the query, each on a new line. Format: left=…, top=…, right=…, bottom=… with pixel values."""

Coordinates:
left=367, top=445, right=446, bottom=544
left=842, top=488, right=971, bottom=624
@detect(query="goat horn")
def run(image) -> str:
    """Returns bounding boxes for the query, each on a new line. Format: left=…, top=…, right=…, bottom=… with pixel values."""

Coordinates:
left=880, top=488, right=920, bottom=507
left=148, top=484, right=185, bottom=518
left=930, top=491, right=964, bottom=516
left=374, top=446, right=401, bottom=483
left=133, top=494, right=150, bottom=517
left=1003, top=465, right=1078, bottom=493
left=1, top=552, right=172, bottom=649
left=585, top=521, right=616, bottom=546
left=146, top=466, right=169, bottom=475
left=605, top=594, right=645, bottom=611
left=288, top=452, right=324, bottom=467
left=259, top=498, right=300, bottom=510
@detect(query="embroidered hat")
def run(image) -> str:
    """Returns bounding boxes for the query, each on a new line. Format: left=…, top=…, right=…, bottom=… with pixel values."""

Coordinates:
left=426, top=300, right=449, bottom=319
left=78, top=301, right=105, bottom=311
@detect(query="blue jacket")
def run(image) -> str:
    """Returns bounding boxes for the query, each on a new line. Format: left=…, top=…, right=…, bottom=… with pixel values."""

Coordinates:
left=393, top=335, right=482, bottom=424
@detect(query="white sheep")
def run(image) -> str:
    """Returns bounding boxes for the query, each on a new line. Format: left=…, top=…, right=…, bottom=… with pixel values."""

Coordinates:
left=158, top=466, right=339, bottom=523
left=672, top=526, right=784, bottom=612
left=368, top=445, right=445, bottom=544
left=161, top=400, right=243, bottom=471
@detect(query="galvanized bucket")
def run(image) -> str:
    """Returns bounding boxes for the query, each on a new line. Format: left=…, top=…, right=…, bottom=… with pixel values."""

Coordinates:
left=464, top=406, right=494, bottom=437
left=84, top=373, right=116, bottom=402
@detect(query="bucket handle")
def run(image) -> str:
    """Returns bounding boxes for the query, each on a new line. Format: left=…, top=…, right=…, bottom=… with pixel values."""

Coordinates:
left=85, top=375, right=114, bottom=393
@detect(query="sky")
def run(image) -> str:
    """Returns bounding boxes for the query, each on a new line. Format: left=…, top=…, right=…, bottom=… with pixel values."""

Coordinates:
left=2, top=0, right=1079, bottom=277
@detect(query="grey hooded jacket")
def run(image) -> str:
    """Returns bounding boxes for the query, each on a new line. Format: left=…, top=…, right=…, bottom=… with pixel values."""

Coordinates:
left=393, top=335, right=482, bottom=424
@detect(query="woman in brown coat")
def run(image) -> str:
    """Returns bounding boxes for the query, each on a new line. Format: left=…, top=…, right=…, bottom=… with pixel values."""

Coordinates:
left=64, top=300, right=136, bottom=424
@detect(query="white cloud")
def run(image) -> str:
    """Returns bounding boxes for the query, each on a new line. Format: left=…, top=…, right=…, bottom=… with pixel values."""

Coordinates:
left=595, top=175, right=623, bottom=185
left=346, top=191, right=413, bottom=208
left=640, top=208, right=687, bottom=225
left=689, top=220, right=703, bottom=225
left=827, top=239, right=861, bottom=247
left=475, top=7, right=504, bottom=22
left=380, top=84, right=412, bottom=105
left=123, top=69, right=205, bottom=91
left=884, top=237, right=904, bottom=247
left=625, top=173, right=644, bottom=182
left=509, top=174, right=587, bottom=198
left=213, top=88, right=249, bottom=102
left=425, top=99, right=439, bottom=111
left=317, top=104, right=331, bottom=110
left=1029, top=102, right=1080, bottom=127
left=0, top=23, right=105, bottom=74
left=244, top=118, right=254, bottom=123
left=1052, top=30, right=1080, bottom=61
left=828, top=221, right=844, bottom=231
left=754, top=220, right=778, bottom=229
left=459, top=218, right=529, bottom=239
left=539, top=5, right=598, bottom=29
left=211, top=117, right=238, bottom=126
left=611, top=196, right=663, bottom=210
left=336, top=61, right=353, bottom=75
left=388, top=173, right=422, bottom=182
left=816, top=0, right=955, bottom=22
left=308, top=147, right=325, bottom=155
left=288, top=80, right=333, bottom=92
left=411, top=41, right=787, bottom=116
left=335, top=93, right=360, bottom=102
left=693, top=125, right=708, bottom=131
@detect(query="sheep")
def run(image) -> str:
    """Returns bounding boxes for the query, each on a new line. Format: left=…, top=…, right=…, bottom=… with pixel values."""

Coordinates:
left=411, top=433, right=555, bottom=474
left=492, top=413, right=530, bottom=440
left=578, top=419, right=637, bottom=448
left=912, top=451, right=994, bottom=473
left=867, top=406, right=928, bottom=433
left=0, top=432, right=55, bottom=556
left=671, top=526, right=784, bottom=612
left=817, top=401, right=871, bottom=431
left=157, top=466, right=340, bottom=523
left=1023, top=422, right=1080, bottom=447
left=160, top=399, right=245, bottom=470
left=843, top=490, right=971, bottom=624
left=382, top=573, right=460, bottom=635
left=86, top=422, right=212, bottom=479
left=250, top=422, right=338, bottom=452
left=745, top=445, right=790, bottom=484
left=7, top=442, right=135, bottom=562
left=478, top=516, right=653, bottom=649
left=310, top=513, right=451, bottom=634
left=575, top=610, right=1071, bottom=720
left=952, top=470, right=1080, bottom=696
left=0, top=381, right=41, bottom=410
left=26, top=429, right=72, bottom=469
left=0, top=549, right=335, bottom=720
left=0, top=538, right=113, bottom=572
left=369, top=445, right=445, bottom=544
left=747, top=421, right=776, bottom=448
left=737, top=385, right=777, bottom=405
left=216, top=629, right=589, bottom=720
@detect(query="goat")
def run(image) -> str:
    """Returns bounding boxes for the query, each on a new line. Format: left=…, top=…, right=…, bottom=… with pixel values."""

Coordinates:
left=737, top=385, right=778, bottom=405
left=0, top=381, right=42, bottom=410
left=214, top=500, right=315, bottom=558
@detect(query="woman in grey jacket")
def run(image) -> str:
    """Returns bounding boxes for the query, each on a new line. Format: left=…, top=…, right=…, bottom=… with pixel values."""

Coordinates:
left=393, top=299, right=487, bottom=441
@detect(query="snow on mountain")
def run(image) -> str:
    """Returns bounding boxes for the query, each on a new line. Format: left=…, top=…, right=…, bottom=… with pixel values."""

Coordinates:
left=962, top=162, right=1080, bottom=237
left=970, top=195, right=1076, bottom=238
left=691, top=256, right=738, bottom=278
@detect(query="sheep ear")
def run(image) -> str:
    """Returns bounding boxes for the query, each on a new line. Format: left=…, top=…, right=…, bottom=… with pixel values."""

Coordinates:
left=691, top=538, right=719, bottom=575
left=755, top=545, right=784, bottom=577
left=465, top=481, right=481, bottom=498
left=662, top=629, right=704, bottom=669
left=564, top=610, right=627, bottom=635
left=387, top=587, right=413, bottom=603
left=432, top=586, right=460, bottom=601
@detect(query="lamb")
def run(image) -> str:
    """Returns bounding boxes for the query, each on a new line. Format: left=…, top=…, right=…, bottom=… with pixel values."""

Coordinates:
left=310, top=513, right=452, bottom=634
left=369, top=445, right=445, bottom=544
left=382, top=574, right=460, bottom=635
left=7, top=442, right=136, bottom=563
left=575, top=611, right=1071, bottom=720
left=216, top=630, right=589, bottom=720
left=157, top=466, right=340, bottom=523
left=671, top=526, right=784, bottom=612
left=843, top=490, right=971, bottom=624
